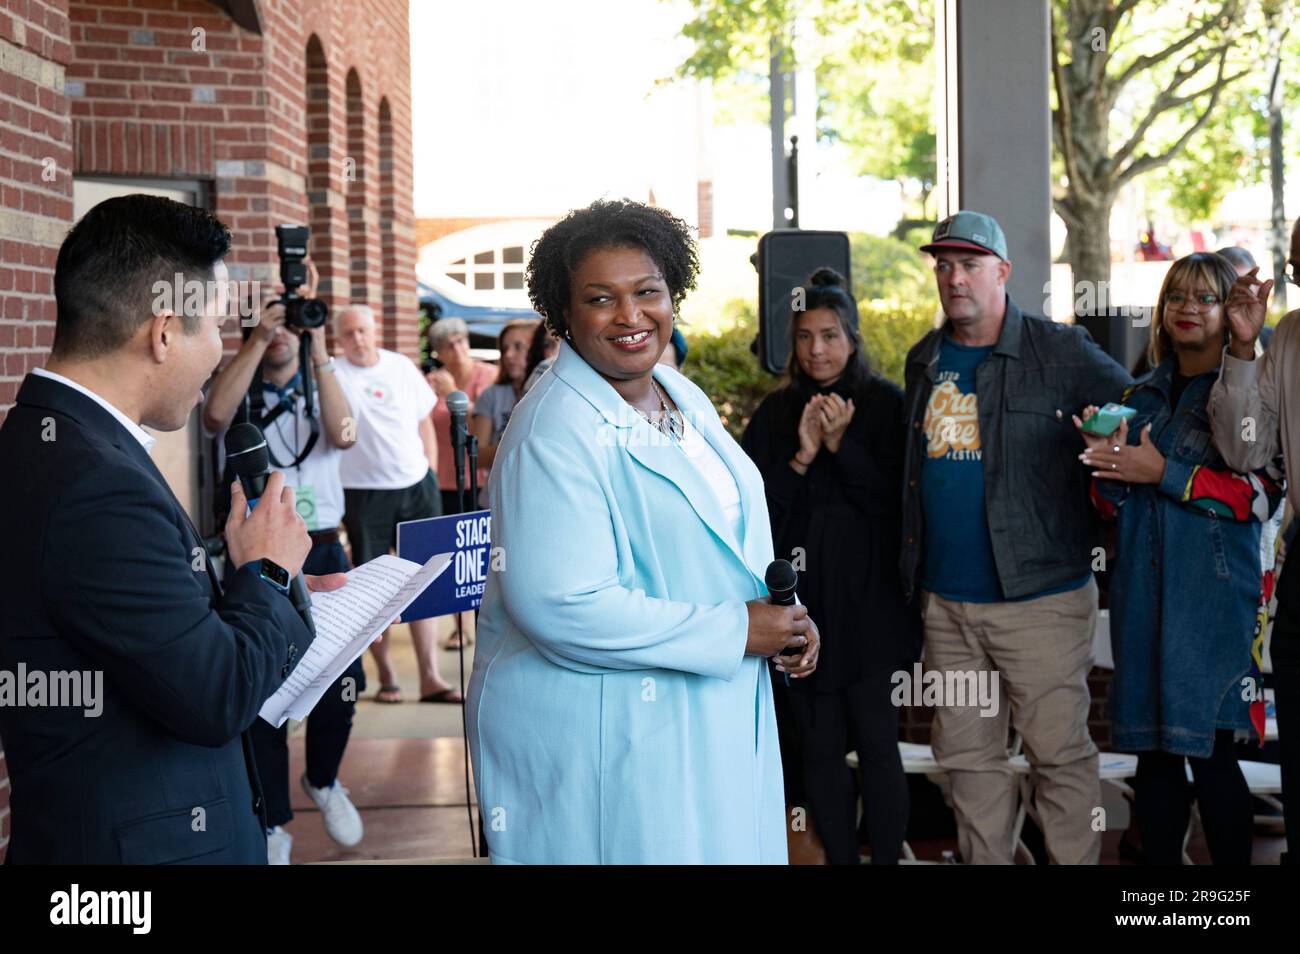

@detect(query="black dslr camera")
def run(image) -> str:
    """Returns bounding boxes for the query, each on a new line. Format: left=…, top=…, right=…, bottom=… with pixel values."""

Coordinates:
left=274, top=225, right=328, bottom=329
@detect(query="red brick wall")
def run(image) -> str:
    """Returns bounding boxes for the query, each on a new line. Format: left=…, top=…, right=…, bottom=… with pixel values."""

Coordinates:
left=0, top=0, right=74, bottom=423
left=0, top=0, right=416, bottom=863
left=0, top=0, right=417, bottom=412
left=415, top=216, right=524, bottom=249
left=0, top=0, right=75, bottom=865
left=59, top=0, right=417, bottom=360
left=696, top=179, right=713, bottom=240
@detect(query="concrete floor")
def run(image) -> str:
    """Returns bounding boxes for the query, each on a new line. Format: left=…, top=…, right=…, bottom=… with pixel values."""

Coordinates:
left=283, top=613, right=482, bottom=863
left=279, top=611, right=1286, bottom=865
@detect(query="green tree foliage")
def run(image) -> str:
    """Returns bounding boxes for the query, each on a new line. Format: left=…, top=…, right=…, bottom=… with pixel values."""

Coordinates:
left=1146, top=82, right=1265, bottom=225
left=672, top=0, right=937, bottom=219
left=849, top=232, right=936, bottom=304
left=1051, top=0, right=1273, bottom=283
left=683, top=297, right=938, bottom=438
left=673, top=1, right=1285, bottom=288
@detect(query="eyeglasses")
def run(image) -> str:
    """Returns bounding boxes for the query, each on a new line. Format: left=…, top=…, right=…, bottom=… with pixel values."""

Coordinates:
left=1165, top=291, right=1221, bottom=310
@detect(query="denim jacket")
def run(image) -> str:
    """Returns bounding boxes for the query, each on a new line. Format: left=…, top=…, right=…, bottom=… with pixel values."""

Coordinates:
left=900, top=297, right=1131, bottom=600
left=1093, top=358, right=1284, bottom=757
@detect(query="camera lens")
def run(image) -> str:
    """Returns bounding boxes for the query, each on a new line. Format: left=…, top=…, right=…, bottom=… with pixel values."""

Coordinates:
left=298, top=298, right=329, bottom=329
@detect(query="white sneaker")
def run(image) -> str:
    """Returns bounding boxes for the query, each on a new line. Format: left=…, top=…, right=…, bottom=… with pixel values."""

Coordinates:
left=267, top=825, right=293, bottom=865
left=301, top=774, right=364, bottom=847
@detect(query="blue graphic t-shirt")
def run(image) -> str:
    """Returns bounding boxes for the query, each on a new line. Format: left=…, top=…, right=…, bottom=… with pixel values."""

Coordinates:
left=921, top=337, right=1002, bottom=602
left=920, top=336, right=1090, bottom=603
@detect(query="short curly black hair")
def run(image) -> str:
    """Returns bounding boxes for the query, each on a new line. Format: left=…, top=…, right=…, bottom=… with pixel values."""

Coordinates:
left=525, top=198, right=699, bottom=338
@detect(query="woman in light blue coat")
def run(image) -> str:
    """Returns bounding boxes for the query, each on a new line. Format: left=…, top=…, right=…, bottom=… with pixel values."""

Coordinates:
left=466, top=200, right=820, bottom=864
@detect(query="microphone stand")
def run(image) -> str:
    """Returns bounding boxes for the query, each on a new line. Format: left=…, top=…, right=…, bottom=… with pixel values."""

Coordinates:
left=467, top=434, right=479, bottom=515
left=454, top=434, right=488, bottom=857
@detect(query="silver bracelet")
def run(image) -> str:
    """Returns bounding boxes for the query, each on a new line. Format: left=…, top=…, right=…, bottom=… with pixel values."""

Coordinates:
left=314, top=358, right=336, bottom=373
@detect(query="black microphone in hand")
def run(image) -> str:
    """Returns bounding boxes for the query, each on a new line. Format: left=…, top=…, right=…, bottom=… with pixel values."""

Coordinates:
left=225, top=422, right=315, bottom=636
left=446, top=390, right=470, bottom=505
left=765, top=559, right=800, bottom=657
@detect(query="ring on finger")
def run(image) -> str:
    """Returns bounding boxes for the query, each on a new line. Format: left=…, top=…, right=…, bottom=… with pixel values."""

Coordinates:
left=1112, top=444, right=1121, bottom=453
left=1111, top=462, right=1117, bottom=471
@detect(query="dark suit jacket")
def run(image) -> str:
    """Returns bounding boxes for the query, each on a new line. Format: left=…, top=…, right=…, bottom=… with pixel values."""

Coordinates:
left=0, top=373, right=313, bottom=864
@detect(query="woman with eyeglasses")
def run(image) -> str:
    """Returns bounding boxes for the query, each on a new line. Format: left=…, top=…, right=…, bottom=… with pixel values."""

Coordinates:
left=1073, top=251, right=1284, bottom=865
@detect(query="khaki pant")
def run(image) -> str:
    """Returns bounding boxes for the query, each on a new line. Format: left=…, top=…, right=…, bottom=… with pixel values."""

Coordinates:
left=924, top=580, right=1101, bottom=865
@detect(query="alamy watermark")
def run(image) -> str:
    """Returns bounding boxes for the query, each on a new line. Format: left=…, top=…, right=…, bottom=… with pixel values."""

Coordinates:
left=50, top=884, right=150, bottom=934
left=0, top=665, right=103, bottom=717
left=890, top=663, right=1000, bottom=718
left=151, top=273, right=264, bottom=325
left=1043, top=279, right=1152, bottom=328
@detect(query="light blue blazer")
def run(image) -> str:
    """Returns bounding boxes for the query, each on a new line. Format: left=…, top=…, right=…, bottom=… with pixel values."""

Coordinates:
left=466, top=343, right=787, bottom=864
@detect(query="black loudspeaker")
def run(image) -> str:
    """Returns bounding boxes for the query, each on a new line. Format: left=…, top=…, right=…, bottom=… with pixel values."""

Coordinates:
left=1074, top=306, right=1153, bottom=378
left=756, top=230, right=852, bottom=375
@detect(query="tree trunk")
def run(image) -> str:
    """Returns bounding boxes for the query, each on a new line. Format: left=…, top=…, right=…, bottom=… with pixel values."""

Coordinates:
left=1062, top=191, right=1116, bottom=302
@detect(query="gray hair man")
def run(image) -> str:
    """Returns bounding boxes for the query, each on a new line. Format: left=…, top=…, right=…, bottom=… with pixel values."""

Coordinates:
left=334, top=304, right=461, bottom=704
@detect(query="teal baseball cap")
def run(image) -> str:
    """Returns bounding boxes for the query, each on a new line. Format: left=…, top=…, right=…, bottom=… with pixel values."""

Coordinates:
left=920, top=211, right=1008, bottom=261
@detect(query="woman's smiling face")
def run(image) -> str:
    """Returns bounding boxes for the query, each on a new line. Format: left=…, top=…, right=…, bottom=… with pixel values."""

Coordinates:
left=564, top=245, right=674, bottom=382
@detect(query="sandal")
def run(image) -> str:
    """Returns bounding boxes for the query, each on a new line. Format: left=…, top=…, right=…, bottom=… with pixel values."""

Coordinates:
left=441, top=627, right=474, bottom=651
left=374, top=685, right=403, bottom=704
left=420, top=687, right=464, bottom=704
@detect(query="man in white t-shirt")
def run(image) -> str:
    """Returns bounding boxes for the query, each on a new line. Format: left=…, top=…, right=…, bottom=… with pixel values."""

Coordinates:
left=204, top=285, right=366, bottom=864
left=334, top=304, right=462, bottom=707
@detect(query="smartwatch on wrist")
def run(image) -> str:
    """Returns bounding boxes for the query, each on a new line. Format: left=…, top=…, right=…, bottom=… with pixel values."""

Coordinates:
left=257, top=558, right=291, bottom=595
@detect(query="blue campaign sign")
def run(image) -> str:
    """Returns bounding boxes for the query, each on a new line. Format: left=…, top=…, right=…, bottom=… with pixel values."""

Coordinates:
left=396, top=510, right=492, bottom=621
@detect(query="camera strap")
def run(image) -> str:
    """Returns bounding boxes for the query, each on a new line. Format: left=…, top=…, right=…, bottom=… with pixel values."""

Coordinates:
left=244, top=342, right=321, bottom=470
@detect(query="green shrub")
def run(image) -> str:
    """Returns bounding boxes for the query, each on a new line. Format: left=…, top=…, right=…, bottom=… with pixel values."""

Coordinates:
left=681, top=300, right=771, bottom=438
left=849, top=232, right=935, bottom=305
left=683, top=298, right=939, bottom=439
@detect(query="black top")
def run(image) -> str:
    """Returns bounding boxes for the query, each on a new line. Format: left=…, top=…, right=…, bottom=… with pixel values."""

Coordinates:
left=741, top=373, right=922, bottom=692
left=1169, top=372, right=1193, bottom=410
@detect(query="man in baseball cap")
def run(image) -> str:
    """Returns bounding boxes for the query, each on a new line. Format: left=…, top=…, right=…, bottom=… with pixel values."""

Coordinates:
left=920, top=210, right=1009, bottom=261
left=899, top=209, right=1131, bottom=865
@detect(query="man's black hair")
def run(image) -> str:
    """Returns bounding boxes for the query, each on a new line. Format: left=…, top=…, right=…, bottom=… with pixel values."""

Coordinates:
left=52, top=194, right=231, bottom=359
left=525, top=198, right=699, bottom=338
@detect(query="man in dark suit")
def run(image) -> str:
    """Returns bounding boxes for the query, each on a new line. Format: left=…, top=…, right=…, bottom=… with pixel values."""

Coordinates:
left=0, top=194, right=344, bottom=863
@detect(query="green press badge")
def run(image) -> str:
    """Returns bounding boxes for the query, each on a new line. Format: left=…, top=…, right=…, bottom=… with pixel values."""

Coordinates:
left=295, top=484, right=319, bottom=531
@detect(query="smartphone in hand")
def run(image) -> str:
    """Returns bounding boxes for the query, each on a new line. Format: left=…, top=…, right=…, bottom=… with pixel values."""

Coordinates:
left=1080, top=402, right=1137, bottom=436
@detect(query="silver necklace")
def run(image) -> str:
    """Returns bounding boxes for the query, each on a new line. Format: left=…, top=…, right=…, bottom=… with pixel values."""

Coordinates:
left=633, top=378, right=684, bottom=444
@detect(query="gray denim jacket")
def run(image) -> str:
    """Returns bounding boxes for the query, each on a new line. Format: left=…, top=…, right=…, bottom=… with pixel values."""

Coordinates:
left=900, top=296, right=1132, bottom=601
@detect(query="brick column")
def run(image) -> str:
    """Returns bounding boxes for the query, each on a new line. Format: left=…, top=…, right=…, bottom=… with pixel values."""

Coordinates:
left=0, top=0, right=74, bottom=864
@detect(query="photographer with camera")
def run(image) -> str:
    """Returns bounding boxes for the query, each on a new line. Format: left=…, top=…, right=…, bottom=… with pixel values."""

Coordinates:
left=203, top=252, right=367, bottom=865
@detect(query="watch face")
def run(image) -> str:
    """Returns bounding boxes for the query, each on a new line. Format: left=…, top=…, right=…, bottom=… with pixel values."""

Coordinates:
left=260, top=559, right=290, bottom=589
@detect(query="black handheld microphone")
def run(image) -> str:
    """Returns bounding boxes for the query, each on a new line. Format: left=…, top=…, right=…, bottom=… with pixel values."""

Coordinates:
left=765, top=559, right=798, bottom=606
left=765, top=559, right=801, bottom=669
left=446, top=390, right=470, bottom=508
left=225, top=422, right=316, bottom=636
